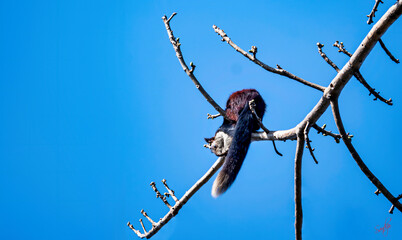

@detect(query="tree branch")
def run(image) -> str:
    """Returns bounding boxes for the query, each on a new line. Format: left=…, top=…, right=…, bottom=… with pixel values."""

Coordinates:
left=366, top=1, right=400, bottom=64
left=212, top=25, right=326, bottom=92
left=319, top=42, right=393, bottom=106
left=378, top=38, right=400, bottom=63
left=304, top=122, right=318, bottom=164
left=367, top=0, right=384, bottom=24
left=162, top=13, right=227, bottom=119
left=312, top=123, right=341, bottom=143
left=251, top=128, right=297, bottom=142
left=128, top=157, right=225, bottom=239
left=294, top=132, right=305, bottom=240
left=331, top=99, right=402, bottom=213
left=133, top=3, right=402, bottom=238
left=317, top=43, right=340, bottom=71
left=333, top=41, right=353, bottom=57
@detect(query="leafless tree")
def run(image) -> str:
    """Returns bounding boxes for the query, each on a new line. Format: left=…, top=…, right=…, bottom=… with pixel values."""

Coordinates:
left=128, top=1, right=402, bottom=239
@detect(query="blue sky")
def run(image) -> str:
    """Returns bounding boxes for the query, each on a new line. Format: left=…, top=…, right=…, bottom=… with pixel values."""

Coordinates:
left=1, top=0, right=401, bottom=239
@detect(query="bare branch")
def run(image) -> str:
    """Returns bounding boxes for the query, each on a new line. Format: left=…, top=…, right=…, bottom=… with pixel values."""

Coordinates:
left=166, top=12, right=177, bottom=24
left=251, top=128, right=298, bottom=142
left=366, top=1, right=399, bottom=63
left=304, top=122, right=318, bottom=164
left=141, top=209, right=157, bottom=227
left=139, top=219, right=147, bottom=234
left=378, top=38, right=400, bottom=63
left=249, top=100, right=283, bottom=157
left=162, top=14, right=227, bottom=119
left=333, top=42, right=393, bottom=105
left=294, top=132, right=305, bottom=240
left=212, top=25, right=326, bottom=92
left=354, top=71, right=393, bottom=105
left=331, top=99, right=402, bottom=213
left=162, top=179, right=179, bottom=202
left=128, top=222, right=144, bottom=237
left=145, top=3, right=402, bottom=239
left=317, top=43, right=340, bottom=71
left=321, top=42, right=393, bottom=105
left=312, top=123, right=341, bottom=143
left=367, top=0, right=384, bottom=24
left=150, top=182, right=172, bottom=209
left=128, top=157, right=225, bottom=239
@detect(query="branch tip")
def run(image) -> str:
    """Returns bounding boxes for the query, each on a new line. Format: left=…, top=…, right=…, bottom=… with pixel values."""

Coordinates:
left=167, top=12, right=177, bottom=23
left=317, top=42, right=340, bottom=72
left=304, top=122, right=318, bottom=164
left=378, top=38, right=400, bottom=64
left=163, top=12, right=227, bottom=119
left=248, top=46, right=258, bottom=57
left=367, top=0, right=384, bottom=25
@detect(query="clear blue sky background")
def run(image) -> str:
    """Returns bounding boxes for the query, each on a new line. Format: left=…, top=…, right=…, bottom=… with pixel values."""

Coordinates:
left=1, top=0, right=401, bottom=239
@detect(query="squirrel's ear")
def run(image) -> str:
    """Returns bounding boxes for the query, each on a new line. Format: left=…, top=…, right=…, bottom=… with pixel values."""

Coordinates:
left=204, top=137, right=215, bottom=143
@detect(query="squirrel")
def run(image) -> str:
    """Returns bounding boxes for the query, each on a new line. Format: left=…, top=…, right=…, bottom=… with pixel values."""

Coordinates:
left=205, top=89, right=266, bottom=197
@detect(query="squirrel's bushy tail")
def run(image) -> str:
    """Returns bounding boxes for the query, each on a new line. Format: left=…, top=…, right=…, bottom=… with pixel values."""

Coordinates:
left=211, top=103, right=256, bottom=198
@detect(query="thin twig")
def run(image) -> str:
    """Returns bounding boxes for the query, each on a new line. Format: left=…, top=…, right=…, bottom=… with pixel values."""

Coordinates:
left=320, top=42, right=393, bottom=106
left=304, top=122, right=318, bottom=164
left=162, top=179, right=179, bottom=202
left=331, top=99, right=402, bottom=213
left=333, top=41, right=352, bottom=57
left=366, top=1, right=399, bottom=63
left=141, top=209, right=157, bottom=227
left=249, top=100, right=283, bottom=156
left=312, top=123, right=341, bottom=143
left=150, top=182, right=172, bottom=209
left=367, top=0, right=384, bottom=24
left=139, top=219, right=147, bottom=234
left=317, top=43, right=340, bottom=71
left=294, top=132, right=305, bottom=240
left=335, top=38, right=398, bottom=70
left=212, top=25, right=326, bottom=92
left=354, top=71, right=393, bottom=105
left=378, top=38, right=400, bottom=63
left=162, top=13, right=227, bottom=119
left=127, top=222, right=143, bottom=237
